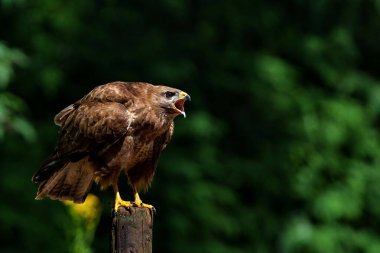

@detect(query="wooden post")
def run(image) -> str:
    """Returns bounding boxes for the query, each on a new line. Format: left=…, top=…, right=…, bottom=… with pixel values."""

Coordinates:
left=111, top=206, right=154, bottom=253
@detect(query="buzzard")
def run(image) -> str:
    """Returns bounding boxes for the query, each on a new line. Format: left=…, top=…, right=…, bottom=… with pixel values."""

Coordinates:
left=32, top=81, right=190, bottom=209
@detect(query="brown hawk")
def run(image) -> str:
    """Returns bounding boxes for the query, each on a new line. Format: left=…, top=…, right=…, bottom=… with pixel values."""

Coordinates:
left=32, top=81, right=190, bottom=209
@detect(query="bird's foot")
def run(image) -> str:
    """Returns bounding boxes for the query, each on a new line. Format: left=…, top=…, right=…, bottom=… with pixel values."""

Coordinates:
left=134, top=193, right=155, bottom=210
left=114, top=199, right=138, bottom=211
left=134, top=199, right=154, bottom=209
left=114, top=193, right=155, bottom=211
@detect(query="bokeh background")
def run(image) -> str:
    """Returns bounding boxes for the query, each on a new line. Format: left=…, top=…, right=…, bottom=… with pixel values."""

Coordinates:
left=2, top=0, right=380, bottom=252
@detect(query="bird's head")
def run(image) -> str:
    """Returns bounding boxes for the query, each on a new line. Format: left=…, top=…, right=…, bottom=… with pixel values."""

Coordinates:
left=153, top=86, right=191, bottom=118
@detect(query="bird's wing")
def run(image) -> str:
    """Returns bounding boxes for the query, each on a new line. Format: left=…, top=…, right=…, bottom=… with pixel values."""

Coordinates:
left=54, top=81, right=138, bottom=126
left=32, top=102, right=132, bottom=202
left=53, top=82, right=143, bottom=157
left=57, top=101, right=132, bottom=155
left=33, top=82, right=148, bottom=183
left=33, top=101, right=133, bottom=183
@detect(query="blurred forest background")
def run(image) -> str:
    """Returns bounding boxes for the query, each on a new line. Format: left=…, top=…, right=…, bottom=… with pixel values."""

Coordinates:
left=2, top=0, right=380, bottom=252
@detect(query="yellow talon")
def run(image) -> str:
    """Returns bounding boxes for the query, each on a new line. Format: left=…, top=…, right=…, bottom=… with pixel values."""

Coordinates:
left=134, top=192, right=154, bottom=209
left=114, top=191, right=136, bottom=211
left=113, top=185, right=154, bottom=211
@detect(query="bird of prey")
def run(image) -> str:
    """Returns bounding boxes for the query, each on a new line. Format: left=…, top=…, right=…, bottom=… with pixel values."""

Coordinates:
left=32, top=81, right=190, bottom=210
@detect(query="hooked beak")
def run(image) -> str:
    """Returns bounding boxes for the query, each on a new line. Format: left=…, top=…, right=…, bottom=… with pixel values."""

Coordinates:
left=173, top=91, right=191, bottom=117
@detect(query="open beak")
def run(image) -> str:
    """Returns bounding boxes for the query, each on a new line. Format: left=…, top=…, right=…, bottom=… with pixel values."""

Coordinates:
left=173, top=91, right=191, bottom=117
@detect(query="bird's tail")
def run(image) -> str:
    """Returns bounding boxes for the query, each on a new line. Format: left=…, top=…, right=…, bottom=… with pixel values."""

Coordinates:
left=33, top=156, right=95, bottom=203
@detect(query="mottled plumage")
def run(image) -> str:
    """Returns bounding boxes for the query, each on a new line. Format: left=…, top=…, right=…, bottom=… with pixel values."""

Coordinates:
left=32, top=81, right=190, bottom=205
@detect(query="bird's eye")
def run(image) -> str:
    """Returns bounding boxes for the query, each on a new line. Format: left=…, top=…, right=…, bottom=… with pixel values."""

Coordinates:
left=165, top=91, right=176, bottom=98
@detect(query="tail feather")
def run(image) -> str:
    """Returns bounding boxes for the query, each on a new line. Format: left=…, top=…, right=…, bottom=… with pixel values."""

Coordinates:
left=32, top=151, right=88, bottom=184
left=35, top=157, right=95, bottom=203
left=32, top=154, right=68, bottom=183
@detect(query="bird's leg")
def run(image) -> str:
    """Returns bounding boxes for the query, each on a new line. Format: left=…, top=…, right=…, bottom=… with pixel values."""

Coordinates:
left=134, top=190, right=154, bottom=209
left=113, top=184, right=136, bottom=211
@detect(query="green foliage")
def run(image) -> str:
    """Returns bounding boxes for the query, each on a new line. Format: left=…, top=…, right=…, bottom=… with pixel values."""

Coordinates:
left=0, top=42, right=35, bottom=141
left=2, top=0, right=380, bottom=252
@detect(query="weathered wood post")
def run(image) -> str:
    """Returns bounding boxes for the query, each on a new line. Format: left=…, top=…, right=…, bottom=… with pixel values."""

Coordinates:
left=111, top=206, right=154, bottom=253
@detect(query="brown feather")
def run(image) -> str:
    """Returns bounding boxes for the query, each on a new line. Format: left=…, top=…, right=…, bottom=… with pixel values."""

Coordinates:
left=35, top=157, right=95, bottom=203
left=54, top=104, right=76, bottom=126
left=33, top=81, right=188, bottom=203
